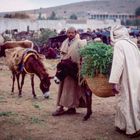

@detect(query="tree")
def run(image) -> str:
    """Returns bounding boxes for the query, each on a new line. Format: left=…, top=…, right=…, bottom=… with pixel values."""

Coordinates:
left=32, top=28, right=57, bottom=46
left=4, top=12, right=30, bottom=19
left=4, top=14, right=12, bottom=18
left=48, top=11, right=57, bottom=20
left=38, top=8, right=45, bottom=20
left=135, top=7, right=140, bottom=18
left=135, top=7, right=140, bottom=26
left=69, top=14, right=78, bottom=20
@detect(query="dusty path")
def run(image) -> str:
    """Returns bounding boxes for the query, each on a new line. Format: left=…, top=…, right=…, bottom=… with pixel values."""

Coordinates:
left=0, top=59, right=139, bottom=140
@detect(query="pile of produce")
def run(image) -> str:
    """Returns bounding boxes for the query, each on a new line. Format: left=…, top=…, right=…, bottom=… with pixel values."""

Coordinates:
left=80, top=42, right=113, bottom=78
left=80, top=42, right=114, bottom=97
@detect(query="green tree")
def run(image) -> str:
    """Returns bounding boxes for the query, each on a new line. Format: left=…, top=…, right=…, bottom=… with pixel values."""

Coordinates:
left=135, top=7, right=140, bottom=27
left=38, top=12, right=42, bottom=20
left=48, top=11, right=57, bottom=20
left=4, top=14, right=12, bottom=18
left=135, top=7, right=140, bottom=17
left=38, top=8, right=45, bottom=20
left=32, top=28, right=57, bottom=46
left=4, top=12, right=30, bottom=19
left=69, top=14, right=78, bottom=20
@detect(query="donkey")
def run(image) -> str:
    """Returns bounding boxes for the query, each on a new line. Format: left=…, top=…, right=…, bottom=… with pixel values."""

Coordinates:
left=54, top=58, right=92, bottom=121
left=5, top=47, right=52, bottom=98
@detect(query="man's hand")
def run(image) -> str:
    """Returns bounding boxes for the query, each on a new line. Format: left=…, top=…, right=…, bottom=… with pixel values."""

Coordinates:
left=112, top=84, right=121, bottom=94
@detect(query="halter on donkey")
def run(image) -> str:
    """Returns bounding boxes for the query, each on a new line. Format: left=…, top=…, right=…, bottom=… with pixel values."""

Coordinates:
left=54, top=58, right=92, bottom=121
left=11, top=48, right=52, bottom=98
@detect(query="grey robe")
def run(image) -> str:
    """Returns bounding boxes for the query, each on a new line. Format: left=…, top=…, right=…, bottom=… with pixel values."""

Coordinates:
left=56, top=37, right=87, bottom=108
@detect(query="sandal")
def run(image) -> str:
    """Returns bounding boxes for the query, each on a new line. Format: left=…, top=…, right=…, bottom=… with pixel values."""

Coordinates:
left=52, top=108, right=65, bottom=116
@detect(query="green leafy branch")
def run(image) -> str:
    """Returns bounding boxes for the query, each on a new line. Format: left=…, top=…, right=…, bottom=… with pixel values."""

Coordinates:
left=80, top=42, right=113, bottom=77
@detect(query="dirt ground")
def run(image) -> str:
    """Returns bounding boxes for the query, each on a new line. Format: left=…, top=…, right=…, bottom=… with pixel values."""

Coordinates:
left=0, top=59, right=139, bottom=140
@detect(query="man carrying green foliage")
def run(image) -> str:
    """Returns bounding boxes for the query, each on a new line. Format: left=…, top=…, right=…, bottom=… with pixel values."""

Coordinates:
left=109, top=25, right=140, bottom=138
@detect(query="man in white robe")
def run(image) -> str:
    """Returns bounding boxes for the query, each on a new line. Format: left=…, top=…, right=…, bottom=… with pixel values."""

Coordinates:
left=109, top=25, right=140, bottom=137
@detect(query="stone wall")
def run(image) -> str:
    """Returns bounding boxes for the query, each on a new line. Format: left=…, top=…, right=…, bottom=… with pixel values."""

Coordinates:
left=0, top=18, right=120, bottom=33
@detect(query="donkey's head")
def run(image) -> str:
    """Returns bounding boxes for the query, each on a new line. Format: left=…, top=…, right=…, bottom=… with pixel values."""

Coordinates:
left=54, top=58, right=78, bottom=84
left=40, top=74, right=53, bottom=98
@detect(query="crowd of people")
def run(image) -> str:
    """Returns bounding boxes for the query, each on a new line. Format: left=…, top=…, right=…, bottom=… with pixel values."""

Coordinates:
left=1, top=25, right=140, bottom=138
left=51, top=25, right=140, bottom=138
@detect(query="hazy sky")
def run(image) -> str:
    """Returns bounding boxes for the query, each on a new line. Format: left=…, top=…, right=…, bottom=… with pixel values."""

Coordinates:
left=0, top=0, right=91, bottom=12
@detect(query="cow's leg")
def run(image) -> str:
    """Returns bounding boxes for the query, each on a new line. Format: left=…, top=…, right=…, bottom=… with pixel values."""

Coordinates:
left=31, top=75, right=36, bottom=98
left=83, top=85, right=92, bottom=121
left=16, top=73, right=22, bottom=97
left=20, top=73, right=26, bottom=95
left=11, top=72, right=16, bottom=94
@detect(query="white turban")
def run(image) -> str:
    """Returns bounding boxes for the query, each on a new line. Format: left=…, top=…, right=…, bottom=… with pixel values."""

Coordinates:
left=0, top=34, right=4, bottom=45
left=67, top=27, right=76, bottom=32
left=110, top=25, right=130, bottom=43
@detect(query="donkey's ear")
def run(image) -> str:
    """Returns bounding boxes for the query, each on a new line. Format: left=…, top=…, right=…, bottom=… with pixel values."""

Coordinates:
left=49, top=76, right=54, bottom=79
left=61, top=59, right=65, bottom=62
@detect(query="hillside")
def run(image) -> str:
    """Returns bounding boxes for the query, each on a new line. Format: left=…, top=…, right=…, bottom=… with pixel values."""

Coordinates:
left=0, top=0, right=140, bottom=19
left=28, top=0, right=140, bottom=18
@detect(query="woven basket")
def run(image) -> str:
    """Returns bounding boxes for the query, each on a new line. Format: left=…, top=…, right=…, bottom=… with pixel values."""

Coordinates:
left=85, top=74, right=115, bottom=97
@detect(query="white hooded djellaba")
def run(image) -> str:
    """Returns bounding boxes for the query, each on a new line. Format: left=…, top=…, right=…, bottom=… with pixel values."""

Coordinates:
left=109, top=25, right=140, bottom=135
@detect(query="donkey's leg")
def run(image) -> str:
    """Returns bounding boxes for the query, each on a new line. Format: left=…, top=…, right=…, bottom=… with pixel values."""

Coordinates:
left=16, top=73, right=22, bottom=97
left=31, top=75, right=36, bottom=98
left=11, top=72, right=16, bottom=94
left=20, top=73, right=26, bottom=96
left=83, top=86, right=92, bottom=121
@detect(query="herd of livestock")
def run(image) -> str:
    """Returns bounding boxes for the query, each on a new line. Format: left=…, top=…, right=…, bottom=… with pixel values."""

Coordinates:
left=0, top=27, right=140, bottom=120
left=0, top=27, right=140, bottom=59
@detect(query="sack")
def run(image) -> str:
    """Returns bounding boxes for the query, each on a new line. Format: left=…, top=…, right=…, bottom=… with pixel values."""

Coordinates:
left=85, top=74, right=115, bottom=97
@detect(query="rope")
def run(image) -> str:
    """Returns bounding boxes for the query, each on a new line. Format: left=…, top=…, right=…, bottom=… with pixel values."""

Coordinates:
left=23, top=53, right=37, bottom=75
left=78, top=57, right=86, bottom=86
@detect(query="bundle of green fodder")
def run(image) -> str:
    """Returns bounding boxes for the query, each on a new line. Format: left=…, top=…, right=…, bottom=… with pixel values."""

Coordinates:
left=80, top=42, right=114, bottom=97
